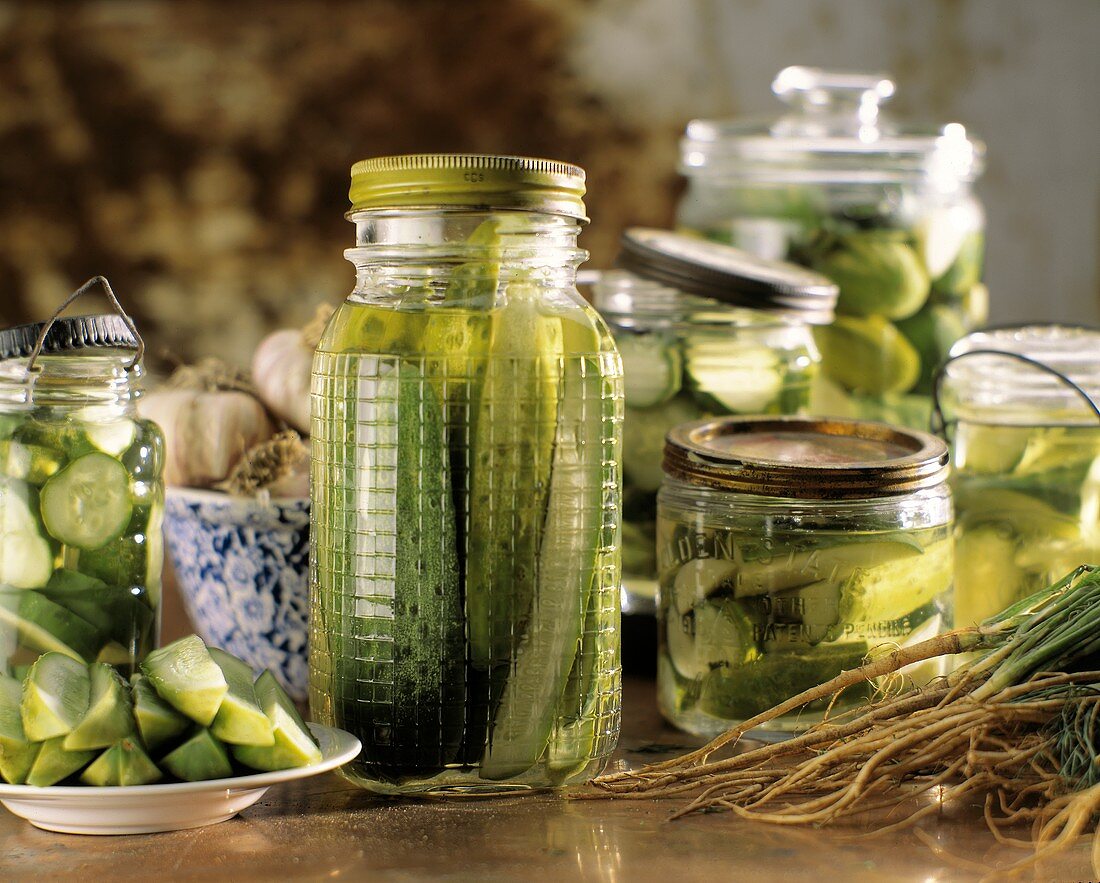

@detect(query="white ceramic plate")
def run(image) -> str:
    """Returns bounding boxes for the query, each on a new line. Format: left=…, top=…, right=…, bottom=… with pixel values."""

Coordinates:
left=0, top=724, right=360, bottom=835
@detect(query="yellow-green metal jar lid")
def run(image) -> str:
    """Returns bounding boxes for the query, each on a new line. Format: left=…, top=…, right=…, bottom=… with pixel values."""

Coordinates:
left=348, top=154, right=588, bottom=221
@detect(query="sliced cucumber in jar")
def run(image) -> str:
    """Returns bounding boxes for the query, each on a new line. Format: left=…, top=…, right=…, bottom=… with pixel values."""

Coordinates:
left=622, top=396, right=702, bottom=494
left=0, top=441, right=64, bottom=486
left=0, top=477, right=54, bottom=590
left=683, top=339, right=783, bottom=414
left=40, top=452, right=133, bottom=551
left=616, top=332, right=682, bottom=408
left=666, top=597, right=758, bottom=681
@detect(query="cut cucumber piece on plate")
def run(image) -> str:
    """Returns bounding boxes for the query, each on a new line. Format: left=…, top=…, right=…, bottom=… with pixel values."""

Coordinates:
left=617, top=333, right=682, bottom=408
left=0, top=590, right=102, bottom=662
left=21, top=652, right=91, bottom=741
left=40, top=452, right=133, bottom=550
left=130, top=673, right=189, bottom=751
left=684, top=340, right=783, bottom=414
left=81, top=737, right=162, bottom=786
left=161, top=728, right=233, bottom=782
left=0, top=440, right=64, bottom=486
left=0, top=477, right=54, bottom=590
left=209, top=647, right=274, bottom=747
left=25, top=735, right=96, bottom=787
left=141, top=635, right=228, bottom=727
left=63, top=662, right=134, bottom=751
left=0, top=674, right=37, bottom=784
left=233, top=670, right=321, bottom=771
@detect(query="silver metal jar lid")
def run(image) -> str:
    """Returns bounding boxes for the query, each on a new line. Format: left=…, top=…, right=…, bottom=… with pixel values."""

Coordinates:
left=618, top=228, right=838, bottom=324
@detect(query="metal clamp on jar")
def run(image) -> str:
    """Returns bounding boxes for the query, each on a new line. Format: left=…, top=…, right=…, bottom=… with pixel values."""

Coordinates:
left=657, top=415, right=952, bottom=739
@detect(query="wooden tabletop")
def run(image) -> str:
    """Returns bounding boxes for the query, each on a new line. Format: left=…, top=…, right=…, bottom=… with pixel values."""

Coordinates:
left=1, top=577, right=1092, bottom=881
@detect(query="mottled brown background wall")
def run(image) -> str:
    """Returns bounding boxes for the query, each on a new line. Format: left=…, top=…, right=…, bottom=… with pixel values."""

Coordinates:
left=0, top=0, right=1096, bottom=370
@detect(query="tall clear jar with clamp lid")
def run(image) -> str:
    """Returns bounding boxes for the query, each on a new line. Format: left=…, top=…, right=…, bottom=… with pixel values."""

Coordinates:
left=939, top=326, right=1100, bottom=626
left=590, top=229, right=837, bottom=625
left=657, top=416, right=952, bottom=738
left=677, top=66, right=986, bottom=428
left=0, top=278, right=164, bottom=677
left=310, top=155, right=623, bottom=794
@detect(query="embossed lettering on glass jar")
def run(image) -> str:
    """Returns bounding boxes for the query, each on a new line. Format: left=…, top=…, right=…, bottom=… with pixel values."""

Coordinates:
left=941, top=325, right=1100, bottom=627
left=656, top=416, right=952, bottom=739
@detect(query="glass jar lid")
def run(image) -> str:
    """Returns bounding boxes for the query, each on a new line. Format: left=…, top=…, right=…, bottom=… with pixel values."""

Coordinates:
left=664, top=415, right=949, bottom=499
left=680, top=66, right=984, bottom=187
left=941, top=325, right=1100, bottom=425
left=348, top=154, right=587, bottom=221
left=0, top=314, right=138, bottom=362
left=617, top=228, right=837, bottom=323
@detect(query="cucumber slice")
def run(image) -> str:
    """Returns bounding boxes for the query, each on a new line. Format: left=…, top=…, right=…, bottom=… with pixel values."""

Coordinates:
left=208, top=647, right=274, bottom=747
left=232, top=670, right=321, bottom=771
left=617, top=333, right=682, bottom=408
left=140, top=635, right=228, bottom=727
left=480, top=343, right=609, bottom=780
left=0, top=674, right=37, bottom=784
left=957, top=424, right=1031, bottom=475
left=0, top=591, right=103, bottom=662
left=160, top=729, right=233, bottom=782
left=81, top=737, right=163, bottom=786
left=734, top=541, right=925, bottom=598
left=671, top=558, right=738, bottom=616
left=0, top=477, right=54, bottom=590
left=40, top=452, right=133, bottom=550
left=954, top=524, right=1025, bottom=626
left=684, top=340, right=783, bottom=414
left=837, top=537, right=953, bottom=625
left=25, top=736, right=96, bottom=787
left=21, top=652, right=91, bottom=741
left=76, top=413, right=137, bottom=458
left=130, top=673, right=189, bottom=751
left=63, top=663, right=134, bottom=751
left=666, top=598, right=758, bottom=681
left=0, top=440, right=64, bottom=486
left=622, top=396, right=701, bottom=494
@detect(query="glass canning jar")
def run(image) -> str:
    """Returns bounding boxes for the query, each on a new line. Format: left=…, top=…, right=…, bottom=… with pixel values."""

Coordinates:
left=590, top=229, right=837, bottom=621
left=677, top=66, right=986, bottom=429
left=656, top=416, right=952, bottom=739
left=940, top=325, right=1100, bottom=626
left=309, top=154, right=623, bottom=794
left=0, top=278, right=164, bottom=677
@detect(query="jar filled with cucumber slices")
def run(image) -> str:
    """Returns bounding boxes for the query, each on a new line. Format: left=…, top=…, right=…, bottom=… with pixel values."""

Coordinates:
left=677, top=66, right=985, bottom=429
left=591, top=229, right=837, bottom=626
left=940, top=326, right=1100, bottom=627
left=0, top=279, right=164, bottom=678
left=657, top=416, right=952, bottom=738
left=310, top=155, right=622, bottom=794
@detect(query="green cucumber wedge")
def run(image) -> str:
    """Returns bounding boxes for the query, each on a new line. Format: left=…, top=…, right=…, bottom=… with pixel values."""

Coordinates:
left=81, top=737, right=162, bottom=786
left=25, top=736, right=96, bottom=787
left=232, top=670, right=321, bottom=772
left=0, top=477, right=54, bottom=590
left=0, top=674, right=37, bottom=784
left=21, top=652, right=91, bottom=741
left=140, top=635, right=228, bottom=727
left=40, top=452, right=133, bottom=550
left=63, top=663, right=134, bottom=751
left=161, top=729, right=233, bottom=782
left=466, top=282, right=562, bottom=670
left=209, top=647, right=274, bottom=747
left=480, top=337, right=610, bottom=780
left=0, top=591, right=102, bottom=662
left=130, top=673, right=189, bottom=751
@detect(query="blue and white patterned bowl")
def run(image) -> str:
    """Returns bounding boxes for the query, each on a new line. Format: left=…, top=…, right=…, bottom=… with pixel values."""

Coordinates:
left=163, top=488, right=310, bottom=702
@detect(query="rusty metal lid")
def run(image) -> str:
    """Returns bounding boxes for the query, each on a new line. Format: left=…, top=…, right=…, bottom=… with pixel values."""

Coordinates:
left=663, top=415, right=949, bottom=499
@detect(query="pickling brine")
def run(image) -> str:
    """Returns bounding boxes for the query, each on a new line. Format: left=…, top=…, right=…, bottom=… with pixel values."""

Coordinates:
left=309, top=155, right=622, bottom=794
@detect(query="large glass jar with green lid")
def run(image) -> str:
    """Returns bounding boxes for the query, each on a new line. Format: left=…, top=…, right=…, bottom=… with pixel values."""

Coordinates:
left=677, top=66, right=986, bottom=429
left=309, top=155, right=623, bottom=794
left=941, top=326, right=1100, bottom=627
left=0, top=278, right=164, bottom=678
left=590, top=229, right=837, bottom=626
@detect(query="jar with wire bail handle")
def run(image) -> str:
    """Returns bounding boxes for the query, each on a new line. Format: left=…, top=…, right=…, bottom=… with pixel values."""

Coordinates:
left=935, top=325, right=1100, bottom=627
left=676, top=66, right=985, bottom=429
left=0, top=277, right=164, bottom=677
left=590, top=229, right=837, bottom=638
left=657, top=415, right=952, bottom=739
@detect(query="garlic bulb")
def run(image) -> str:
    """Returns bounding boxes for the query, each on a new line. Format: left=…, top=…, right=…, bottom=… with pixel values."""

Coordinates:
left=139, top=389, right=275, bottom=488
left=251, top=306, right=333, bottom=435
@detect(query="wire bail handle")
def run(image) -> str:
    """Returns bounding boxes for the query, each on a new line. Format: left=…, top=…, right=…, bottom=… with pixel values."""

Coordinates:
left=930, top=347, right=1100, bottom=441
left=26, top=276, right=145, bottom=374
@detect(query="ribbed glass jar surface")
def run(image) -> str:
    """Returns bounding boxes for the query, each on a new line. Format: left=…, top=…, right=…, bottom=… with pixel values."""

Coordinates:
left=0, top=345, right=164, bottom=676
left=309, top=156, right=623, bottom=794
